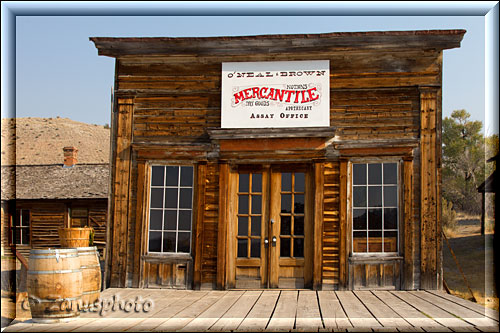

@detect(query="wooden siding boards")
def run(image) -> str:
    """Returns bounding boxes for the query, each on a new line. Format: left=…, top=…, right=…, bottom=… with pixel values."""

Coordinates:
left=322, top=162, right=340, bottom=289
left=91, top=30, right=463, bottom=290
left=201, top=162, right=220, bottom=288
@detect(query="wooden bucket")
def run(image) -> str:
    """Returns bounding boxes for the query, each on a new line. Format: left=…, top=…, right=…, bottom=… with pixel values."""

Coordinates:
left=27, top=248, right=82, bottom=323
left=76, top=247, right=101, bottom=309
left=58, top=227, right=91, bottom=248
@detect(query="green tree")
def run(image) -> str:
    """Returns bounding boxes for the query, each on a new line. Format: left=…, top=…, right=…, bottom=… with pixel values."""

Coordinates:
left=442, top=110, right=485, bottom=214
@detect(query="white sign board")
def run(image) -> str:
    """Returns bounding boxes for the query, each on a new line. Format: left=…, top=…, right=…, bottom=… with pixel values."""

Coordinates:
left=221, top=60, right=330, bottom=128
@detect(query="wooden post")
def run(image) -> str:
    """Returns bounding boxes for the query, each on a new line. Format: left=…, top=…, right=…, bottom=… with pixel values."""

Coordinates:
left=216, top=163, right=229, bottom=289
left=403, top=157, right=414, bottom=290
left=109, top=96, right=134, bottom=288
left=193, top=162, right=207, bottom=289
left=339, top=159, right=348, bottom=290
left=132, top=162, right=146, bottom=287
left=313, top=162, right=324, bottom=290
left=419, top=87, right=439, bottom=290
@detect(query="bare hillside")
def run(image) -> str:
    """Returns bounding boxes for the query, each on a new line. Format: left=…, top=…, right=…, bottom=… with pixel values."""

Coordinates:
left=1, top=117, right=110, bottom=166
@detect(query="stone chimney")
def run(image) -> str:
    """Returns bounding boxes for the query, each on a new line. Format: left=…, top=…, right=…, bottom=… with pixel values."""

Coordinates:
left=63, top=146, right=78, bottom=167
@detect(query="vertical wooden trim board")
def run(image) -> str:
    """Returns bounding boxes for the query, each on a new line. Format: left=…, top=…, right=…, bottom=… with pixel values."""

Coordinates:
left=194, top=162, right=207, bottom=289
left=419, top=88, right=439, bottom=289
left=313, top=162, right=324, bottom=289
left=110, top=97, right=134, bottom=288
left=403, top=157, right=414, bottom=290
left=217, top=163, right=229, bottom=289
left=339, top=159, right=348, bottom=290
left=132, top=162, right=146, bottom=287
left=139, top=164, right=151, bottom=288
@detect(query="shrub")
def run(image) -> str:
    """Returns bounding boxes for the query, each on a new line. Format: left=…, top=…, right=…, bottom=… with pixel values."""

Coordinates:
left=442, top=198, right=457, bottom=230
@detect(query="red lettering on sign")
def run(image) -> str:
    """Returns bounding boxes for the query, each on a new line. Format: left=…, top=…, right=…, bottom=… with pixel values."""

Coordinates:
left=232, top=86, right=321, bottom=105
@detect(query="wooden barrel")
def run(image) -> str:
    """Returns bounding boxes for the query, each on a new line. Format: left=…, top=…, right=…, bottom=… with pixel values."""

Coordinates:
left=27, top=248, right=82, bottom=323
left=76, top=247, right=101, bottom=309
left=58, top=227, right=91, bottom=248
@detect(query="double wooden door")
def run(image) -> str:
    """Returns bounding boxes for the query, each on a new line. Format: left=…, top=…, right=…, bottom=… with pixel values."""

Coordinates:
left=229, top=165, right=312, bottom=289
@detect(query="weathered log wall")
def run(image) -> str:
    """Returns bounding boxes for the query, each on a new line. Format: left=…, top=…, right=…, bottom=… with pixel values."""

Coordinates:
left=3, top=200, right=108, bottom=258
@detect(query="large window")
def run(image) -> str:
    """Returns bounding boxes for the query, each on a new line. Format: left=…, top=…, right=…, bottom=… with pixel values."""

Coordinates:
left=12, top=209, right=30, bottom=245
left=352, top=163, right=398, bottom=254
left=148, top=165, right=194, bottom=254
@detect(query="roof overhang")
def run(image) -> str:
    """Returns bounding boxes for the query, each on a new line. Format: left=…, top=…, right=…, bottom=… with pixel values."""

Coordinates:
left=90, top=30, right=466, bottom=58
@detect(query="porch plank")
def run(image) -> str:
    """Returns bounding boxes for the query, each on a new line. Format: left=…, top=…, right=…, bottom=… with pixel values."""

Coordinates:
left=2, top=319, right=97, bottom=333
left=152, top=291, right=227, bottom=331
left=266, top=290, right=299, bottom=331
left=17, top=318, right=100, bottom=332
left=335, top=291, right=381, bottom=327
left=295, top=290, right=323, bottom=330
left=71, top=318, right=126, bottom=332
left=427, top=290, right=499, bottom=322
left=318, top=290, right=352, bottom=329
left=96, top=318, right=151, bottom=332
left=209, top=290, right=262, bottom=332
left=409, top=291, right=499, bottom=328
left=179, top=290, right=244, bottom=331
left=97, top=289, right=165, bottom=319
left=391, top=291, right=473, bottom=328
left=354, top=290, right=412, bottom=328
left=237, top=290, right=280, bottom=332
left=125, top=290, right=205, bottom=332
left=372, top=290, right=443, bottom=328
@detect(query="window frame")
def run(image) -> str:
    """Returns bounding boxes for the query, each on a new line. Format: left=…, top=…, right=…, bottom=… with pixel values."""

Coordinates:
left=11, top=209, right=31, bottom=246
left=350, top=160, right=401, bottom=256
left=147, top=164, right=195, bottom=255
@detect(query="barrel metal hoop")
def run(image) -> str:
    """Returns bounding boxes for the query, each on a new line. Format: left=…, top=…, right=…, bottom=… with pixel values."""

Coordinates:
left=80, top=264, right=100, bottom=269
left=76, top=247, right=97, bottom=251
left=28, top=269, right=82, bottom=275
left=29, top=254, right=79, bottom=259
left=82, top=290, right=100, bottom=295
left=30, top=249, right=78, bottom=254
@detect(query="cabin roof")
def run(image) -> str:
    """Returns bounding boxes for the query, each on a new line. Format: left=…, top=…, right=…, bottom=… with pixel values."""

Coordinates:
left=1, top=164, right=109, bottom=200
left=90, top=29, right=466, bottom=57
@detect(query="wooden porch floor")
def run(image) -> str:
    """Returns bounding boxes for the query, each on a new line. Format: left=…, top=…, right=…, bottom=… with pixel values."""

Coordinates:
left=4, top=289, right=499, bottom=332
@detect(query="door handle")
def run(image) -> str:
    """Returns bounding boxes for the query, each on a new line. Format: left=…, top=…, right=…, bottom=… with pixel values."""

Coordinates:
left=272, top=236, right=277, bottom=247
left=264, top=238, right=269, bottom=248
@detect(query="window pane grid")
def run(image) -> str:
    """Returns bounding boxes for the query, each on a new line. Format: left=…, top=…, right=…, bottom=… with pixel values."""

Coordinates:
left=12, top=210, right=30, bottom=245
left=280, top=172, right=305, bottom=258
left=148, top=165, right=193, bottom=254
left=237, top=173, right=262, bottom=258
left=352, top=163, right=398, bottom=254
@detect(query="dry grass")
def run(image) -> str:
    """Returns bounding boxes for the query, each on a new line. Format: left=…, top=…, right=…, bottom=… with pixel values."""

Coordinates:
left=443, top=214, right=498, bottom=310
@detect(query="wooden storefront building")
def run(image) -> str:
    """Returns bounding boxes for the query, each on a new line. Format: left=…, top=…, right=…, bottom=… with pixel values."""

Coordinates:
left=91, top=30, right=465, bottom=291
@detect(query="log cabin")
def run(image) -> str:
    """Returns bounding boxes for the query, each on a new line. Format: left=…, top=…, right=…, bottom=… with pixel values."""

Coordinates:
left=1, top=118, right=109, bottom=268
left=90, top=29, right=465, bottom=291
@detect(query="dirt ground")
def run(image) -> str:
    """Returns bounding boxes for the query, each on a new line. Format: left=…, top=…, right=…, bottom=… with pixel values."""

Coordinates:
left=443, top=214, right=498, bottom=310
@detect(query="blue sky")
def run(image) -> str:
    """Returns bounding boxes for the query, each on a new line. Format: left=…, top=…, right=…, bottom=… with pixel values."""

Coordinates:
left=4, top=2, right=499, bottom=135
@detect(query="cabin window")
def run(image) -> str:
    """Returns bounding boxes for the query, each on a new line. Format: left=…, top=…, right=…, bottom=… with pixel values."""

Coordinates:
left=71, top=207, right=89, bottom=227
left=12, top=209, right=30, bottom=245
left=352, top=163, right=398, bottom=254
left=148, top=165, right=194, bottom=254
